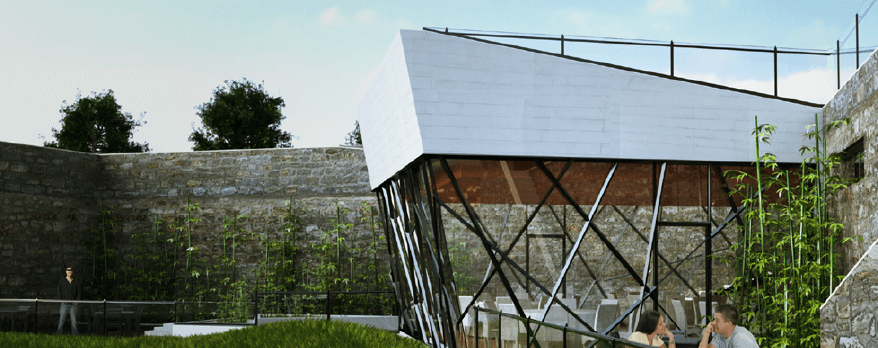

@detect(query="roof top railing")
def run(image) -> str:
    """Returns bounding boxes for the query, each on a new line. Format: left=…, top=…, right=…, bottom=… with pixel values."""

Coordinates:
left=424, top=8, right=878, bottom=104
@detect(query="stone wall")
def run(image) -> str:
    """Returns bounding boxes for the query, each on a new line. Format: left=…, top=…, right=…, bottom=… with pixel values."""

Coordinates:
left=1, top=139, right=737, bottom=308
left=824, top=47, right=878, bottom=276
left=0, top=141, right=381, bottom=299
left=441, top=203, right=737, bottom=309
left=0, top=143, right=103, bottom=296
left=820, top=239, right=878, bottom=348
left=820, top=48, right=878, bottom=347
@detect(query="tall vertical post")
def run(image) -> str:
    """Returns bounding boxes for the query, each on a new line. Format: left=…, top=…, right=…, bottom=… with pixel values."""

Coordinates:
left=856, top=13, right=860, bottom=68
left=705, top=164, right=713, bottom=321
left=773, top=46, right=778, bottom=97
left=670, top=41, right=675, bottom=77
left=561, top=35, right=565, bottom=55
left=837, top=40, right=841, bottom=89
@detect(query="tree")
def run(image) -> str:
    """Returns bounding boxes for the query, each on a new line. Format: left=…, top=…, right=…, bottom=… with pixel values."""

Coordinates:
left=189, top=78, right=294, bottom=150
left=44, top=90, right=150, bottom=153
left=344, top=121, right=362, bottom=146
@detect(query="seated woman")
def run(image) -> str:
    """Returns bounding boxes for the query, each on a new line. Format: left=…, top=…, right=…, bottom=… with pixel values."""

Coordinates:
left=627, top=310, right=676, bottom=348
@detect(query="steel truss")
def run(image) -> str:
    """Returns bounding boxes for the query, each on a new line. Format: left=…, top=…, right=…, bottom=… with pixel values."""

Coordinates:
left=375, top=157, right=758, bottom=347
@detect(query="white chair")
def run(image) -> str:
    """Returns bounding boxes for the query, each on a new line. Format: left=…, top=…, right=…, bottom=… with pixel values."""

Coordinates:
left=677, top=299, right=702, bottom=337
left=496, top=296, right=512, bottom=305
left=535, top=307, right=568, bottom=346
left=556, top=297, right=577, bottom=309
left=476, top=301, right=500, bottom=348
left=594, top=299, right=619, bottom=334
left=497, top=304, right=525, bottom=348
left=458, top=296, right=475, bottom=340
left=626, top=293, right=643, bottom=336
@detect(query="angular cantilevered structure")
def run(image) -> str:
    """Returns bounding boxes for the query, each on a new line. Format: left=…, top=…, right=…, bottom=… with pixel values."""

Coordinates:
left=358, top=29, right=823, bottom=347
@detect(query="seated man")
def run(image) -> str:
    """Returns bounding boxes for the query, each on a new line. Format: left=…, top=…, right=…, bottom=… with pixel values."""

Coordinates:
left=699, top=304, right=759, bottom=348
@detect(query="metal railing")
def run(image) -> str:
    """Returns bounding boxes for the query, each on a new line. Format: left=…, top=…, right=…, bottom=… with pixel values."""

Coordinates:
left=467, top=306, right=655, bottom=348
left=425, top=2, right=878, bottom=105
left=0, top=291, right=397, bottom=336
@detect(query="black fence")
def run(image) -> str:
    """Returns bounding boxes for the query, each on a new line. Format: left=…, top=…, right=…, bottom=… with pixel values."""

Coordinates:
left=0, top=290, right=396, bottom=336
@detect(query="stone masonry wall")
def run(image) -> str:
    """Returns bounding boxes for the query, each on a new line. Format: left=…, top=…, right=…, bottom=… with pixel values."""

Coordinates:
left=2, top=139, right=735, bottom=309
left=820, top=239, right=878, bottom=348
left=0, top=141, right=381, bottom=299
left=824, top=47, right=878, bottom=276
left=0, top=143, right=103, bottom=297
left=441, top=203, right=737, bottom=309
left=821, top=48, right=878, bottom=347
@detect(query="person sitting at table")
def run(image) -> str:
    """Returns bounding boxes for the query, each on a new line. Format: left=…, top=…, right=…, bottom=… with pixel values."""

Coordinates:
left=627, top=310, right=676, bottom=348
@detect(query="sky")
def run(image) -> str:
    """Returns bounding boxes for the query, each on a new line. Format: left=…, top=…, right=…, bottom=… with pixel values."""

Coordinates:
left=1, top=0, right=876, bottom=153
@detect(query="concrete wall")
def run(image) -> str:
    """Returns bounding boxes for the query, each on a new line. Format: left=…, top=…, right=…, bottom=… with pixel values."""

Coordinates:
left=0, top=141, right=380, bottom=298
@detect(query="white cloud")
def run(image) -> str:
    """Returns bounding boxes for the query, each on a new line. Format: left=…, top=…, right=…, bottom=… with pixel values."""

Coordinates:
left=318, top=7, right=343, bottom=26
left=647, top=0, right=691, bottom=15
left=318, top=7, right=378, bottom=27
left=355, top=9, right=376, bottom=24
left=677, top=67, right=845, bottom=105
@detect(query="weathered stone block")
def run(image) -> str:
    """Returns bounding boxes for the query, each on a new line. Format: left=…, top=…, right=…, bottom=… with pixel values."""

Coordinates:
left=10, top=164, right=28, bottom=172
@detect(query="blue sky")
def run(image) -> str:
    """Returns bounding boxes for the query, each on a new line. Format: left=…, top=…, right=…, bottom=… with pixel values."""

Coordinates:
left=1, top=0, right=875, bottom=153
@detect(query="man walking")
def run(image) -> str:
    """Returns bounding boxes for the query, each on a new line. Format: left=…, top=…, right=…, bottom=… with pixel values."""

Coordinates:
left=56, top=266, right=81, bottom=335
left=699, top=304, right=759, bottom=348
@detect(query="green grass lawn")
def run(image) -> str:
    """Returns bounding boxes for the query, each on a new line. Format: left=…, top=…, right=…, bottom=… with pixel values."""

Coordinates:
left=0, top=320, right=426, bottom=348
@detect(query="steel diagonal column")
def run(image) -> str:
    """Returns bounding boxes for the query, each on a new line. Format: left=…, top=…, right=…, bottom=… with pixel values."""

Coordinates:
left=456, top=160, right=573, bottom=326
left=547, top=206, right=608, bottom=297
left=438, top=158, right=536, bottom=336
left=401, top=172, right=443, bottom=347
left=389, top=181, right=432, bottom=343
left=389, top=181, right=430, bottom=342
left=640, top=163, right=666, bottom=315
left=381, top=186, right=419, bottom=332
left=537, top=162, right=619, bottom=323
left=581, top=206, right=640, bottom=304
left=535, top=162, right=644, bottom=289
left=713, top=165, right=745, bottom=229
left=421, top=160, right=461, bottom=348
left=405, top=167, right=456, bottom=348
left=379, top=190, right=416, bottom=334
left=433, top=196, right=596, bottom=333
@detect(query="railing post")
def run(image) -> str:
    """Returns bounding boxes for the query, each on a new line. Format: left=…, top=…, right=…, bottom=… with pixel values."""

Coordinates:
left=325, top=289, right=332, bottom=321
left=670, top=40, right=674, bottom=77
left=773, top=46, right=778, bottom=96
left=254, top=290, right=259, bottom=325
left=837, top=40, right=841, bottom=89
left=103, top=299, right=107, bottom=336
left=475, top=306, right=479, bottom=348
left=527, top=316, right=532, bottom=348
left=499, top=310, right=503, bottom=348
left=856, top=13, right=860, bottom=68
left=33, top=299, right=38, bottom=334
left=563, top=323, right=568, bottom=348
left=173, top=300, right=177, bottom=323
left=561, top=35, right=565, bottom=55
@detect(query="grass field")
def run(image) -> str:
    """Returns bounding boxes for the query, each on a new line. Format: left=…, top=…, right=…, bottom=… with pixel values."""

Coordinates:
left=0, top=320, right=426, bottom=348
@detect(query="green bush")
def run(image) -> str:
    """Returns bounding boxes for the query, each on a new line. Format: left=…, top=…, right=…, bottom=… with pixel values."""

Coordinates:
left=0, top=320, right=424, bottom=348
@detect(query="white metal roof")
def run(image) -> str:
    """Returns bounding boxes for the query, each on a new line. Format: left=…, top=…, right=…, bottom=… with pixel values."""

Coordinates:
left=358, top=29, right=823, bottom=190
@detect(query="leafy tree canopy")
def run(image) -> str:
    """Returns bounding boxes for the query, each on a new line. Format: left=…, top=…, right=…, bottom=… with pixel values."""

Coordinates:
left=345, top=121, right=362, bottom=146
left=189, top=78, right=294, bottom=151
left=44, top=90, right=150, bottom=153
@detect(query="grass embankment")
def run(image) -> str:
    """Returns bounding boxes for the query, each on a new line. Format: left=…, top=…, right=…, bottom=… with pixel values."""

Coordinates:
left=0, top=320, right=426, bottom=348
